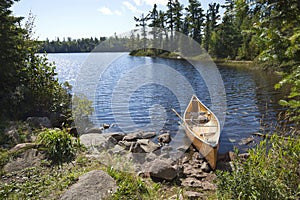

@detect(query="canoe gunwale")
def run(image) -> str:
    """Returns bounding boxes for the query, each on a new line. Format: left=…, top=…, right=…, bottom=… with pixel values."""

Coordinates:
left=183, top=95, right=221, bottom=148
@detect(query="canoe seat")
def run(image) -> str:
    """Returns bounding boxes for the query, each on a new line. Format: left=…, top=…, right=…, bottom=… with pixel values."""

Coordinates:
left=186, top=112, right=211, bottom=125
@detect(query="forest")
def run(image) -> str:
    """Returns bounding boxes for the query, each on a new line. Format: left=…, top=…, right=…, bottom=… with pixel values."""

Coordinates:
left=131, top=0, right=300, bottom=66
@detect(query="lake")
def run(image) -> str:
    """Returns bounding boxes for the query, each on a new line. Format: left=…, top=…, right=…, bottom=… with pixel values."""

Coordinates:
left=47, top=52, right=285, bottom=153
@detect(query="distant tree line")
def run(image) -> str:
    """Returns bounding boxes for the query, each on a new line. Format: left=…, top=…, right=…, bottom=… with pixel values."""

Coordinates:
left=38, top=35, right=133, bottom=53
left=38, top=37, right=106, bottom=53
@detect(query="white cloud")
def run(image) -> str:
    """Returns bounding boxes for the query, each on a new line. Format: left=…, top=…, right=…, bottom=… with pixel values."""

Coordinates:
left=123, top=1, right=143, bottom=13
left=132, top=0, right=141, bottom=6
left=142, top=0, right=167, bottom=6
left=115, top=10, right=122, bottom=16
left=98, top=7, right=113, bottom=15
left=98, top=7, right=122, bottom=16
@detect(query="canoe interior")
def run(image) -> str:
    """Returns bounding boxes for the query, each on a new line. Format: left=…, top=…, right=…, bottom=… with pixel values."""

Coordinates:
left=184, top=95, right=220, bottom=147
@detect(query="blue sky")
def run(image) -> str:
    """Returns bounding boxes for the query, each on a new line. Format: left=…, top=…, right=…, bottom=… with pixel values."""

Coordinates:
left=12, top=0, right=225, bottom=40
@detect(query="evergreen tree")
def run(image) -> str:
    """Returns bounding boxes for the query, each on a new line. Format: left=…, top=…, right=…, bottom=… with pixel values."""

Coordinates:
left=0, top=0, right=71, bottom=119
left=203, top=3, right=220, bottom=54
left=134, top=13, right=150, bottom=50
left=185, top=0, right=205, bottom=44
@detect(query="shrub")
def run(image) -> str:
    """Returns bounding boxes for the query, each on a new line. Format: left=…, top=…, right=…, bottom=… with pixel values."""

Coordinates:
left=275, top=66, right=300, bottom=126
left=37, top=129, right=81, bottom=165
left=106, top=166, right=149, bottom=199
left=216, top=134, right=300, bottom=199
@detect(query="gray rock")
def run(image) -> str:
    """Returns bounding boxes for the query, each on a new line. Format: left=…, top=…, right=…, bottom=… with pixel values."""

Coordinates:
left=118, top=141, right=135, bottom=150
left=130, top=142, right=145, bottom=153
left=201, top=181, right=217, bottom=190
left=181, top=155, right=190, bottom=164
left=141, top=132, right=157, bottom=139
left=181, top=177, right=202, bottom=187
left=123, top=132, right=156, bottom=141
left=145, top=152, right=158, bottom=162
left=185, top=191, right=204, bottom=200
left=137, top=139, right=160, bottom=153
left=228, top=151, right=238, bottom=161
left=106, top=136, right=118, bottom=147
left=85, top=127, right=103, bottom=134
left=240, top=137, right=254, bottom=145
left=26, top=117, right=52, bottom=128
left=102, top=123, right=110, bottom=129
left=108, top=145, right=126, bottom=155
left=60, top=170, right=117, bottom=200
left=192, top=152, right=204, bottom=161
left=104, top=132, right=125, bottom=141
left=161, top=145, right=173, bottom=152
left=200, top=162, right=211, bottom=173
left=4, top=149, right=45, bottom=173
left=4, top=127, right=21, bottom=145
left=176, top=144, right=190, bottom=153
left=181, top=177, right=216, bottom=190
left=160, top=153, right=170, bottom=159
left=157, top=133, right=171, bottom=144
left=80, top=134, right=107, bottom=153
left=149, top=160, right=177, bottom=181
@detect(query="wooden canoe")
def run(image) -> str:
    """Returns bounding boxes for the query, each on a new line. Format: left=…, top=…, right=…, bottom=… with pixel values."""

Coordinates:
left=183, top=95, right=220, bottom=170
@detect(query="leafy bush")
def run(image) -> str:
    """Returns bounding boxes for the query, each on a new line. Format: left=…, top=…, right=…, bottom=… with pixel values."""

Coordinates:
left=275, top=66, right=300, bottom=126
left=37, top=129, right=81, bottom=165
left=216, top=134, right=300, bottom=199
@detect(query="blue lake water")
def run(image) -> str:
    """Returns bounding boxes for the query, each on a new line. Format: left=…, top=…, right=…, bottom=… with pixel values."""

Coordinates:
left=48, top=52, right=285, bottom=153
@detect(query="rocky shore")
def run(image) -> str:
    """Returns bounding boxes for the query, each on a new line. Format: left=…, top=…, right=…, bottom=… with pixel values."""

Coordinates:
left=0, top=118, right=251, bottom=199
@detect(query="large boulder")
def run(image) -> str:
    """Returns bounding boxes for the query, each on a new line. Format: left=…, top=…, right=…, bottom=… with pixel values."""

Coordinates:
left=80, top=134, right=108, bottom=153
left=149, top=160, right=177, bottom=181
left=136, top=139, right=160, bottom=153
left=60, top=170, right=117, bottom=200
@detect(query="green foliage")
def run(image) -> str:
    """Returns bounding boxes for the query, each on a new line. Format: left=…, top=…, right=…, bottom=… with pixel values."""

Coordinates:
left=0, top=1, right=72, bottom=121
left=72, top=94, right=94, bottom=134
left=106, top=166, right=149, bottom=199
left=275, top=66, right=300, bottom=125
left=0, top=149, right=10, bottom=174
left=37, top=129, right=81, bottom=165
left=216, top=134, right=300, bottom=199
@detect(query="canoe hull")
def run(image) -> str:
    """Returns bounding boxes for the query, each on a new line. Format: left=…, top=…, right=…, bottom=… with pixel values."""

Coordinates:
left=183, top=95, right=220, bottom=170
left=185, top=128, right=218, bottom=169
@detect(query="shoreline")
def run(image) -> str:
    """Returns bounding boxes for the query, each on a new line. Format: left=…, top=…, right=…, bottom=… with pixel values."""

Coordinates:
left=129, top=49, right=257, bottom=67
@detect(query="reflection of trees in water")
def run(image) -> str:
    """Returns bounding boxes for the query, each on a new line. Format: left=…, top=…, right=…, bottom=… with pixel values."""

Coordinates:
left=249, top=69, right=288, bottom=131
